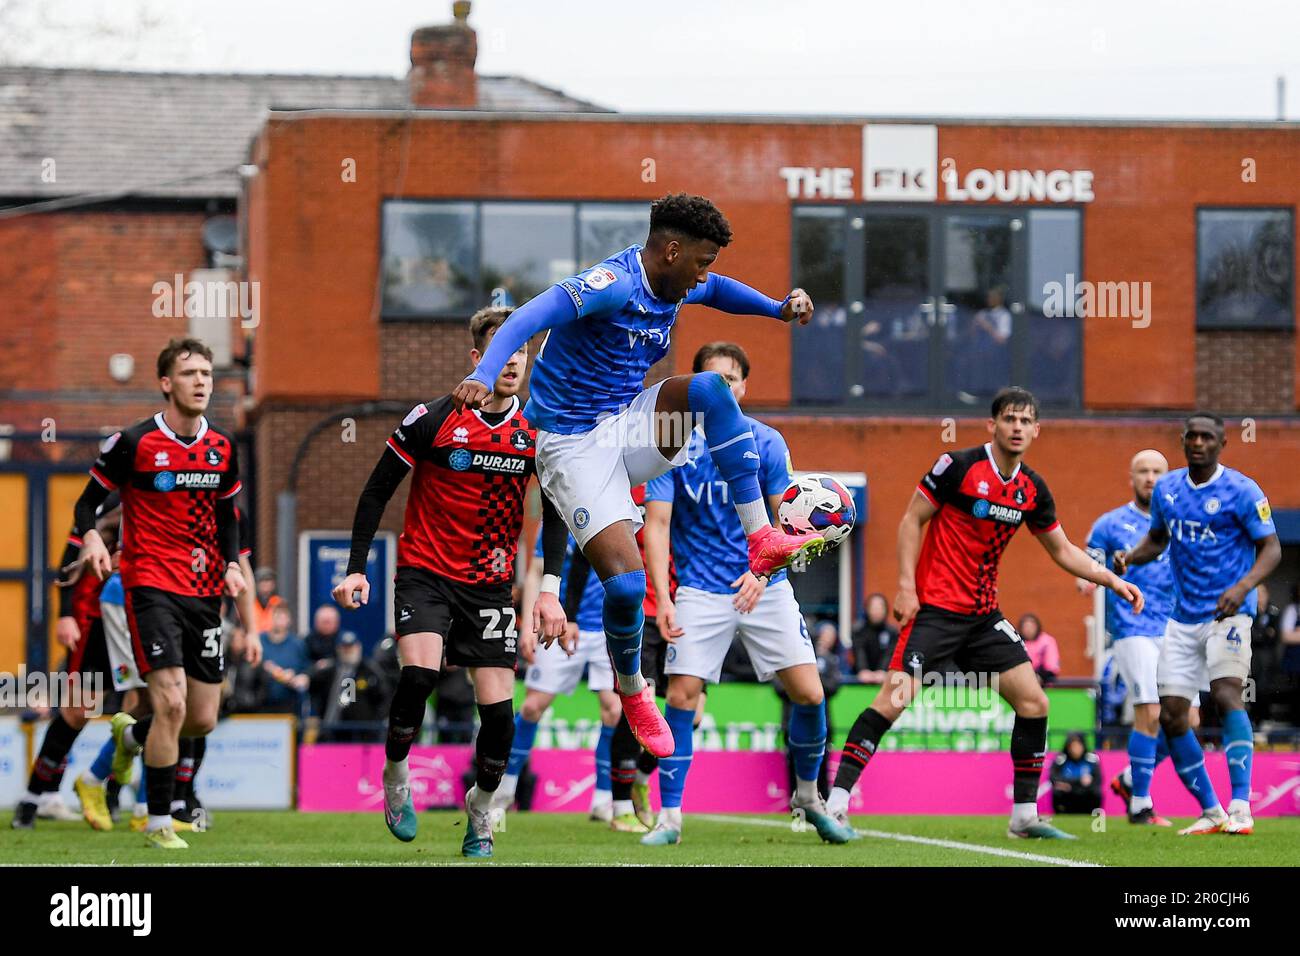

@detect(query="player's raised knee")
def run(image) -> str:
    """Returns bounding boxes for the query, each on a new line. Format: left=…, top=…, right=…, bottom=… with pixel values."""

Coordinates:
left=601, top=570, right=646, bottom=629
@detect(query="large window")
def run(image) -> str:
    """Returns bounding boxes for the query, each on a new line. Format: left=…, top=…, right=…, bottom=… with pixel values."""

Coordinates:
left=1197, top=208, right=1294, bottom=330
left=381, top=200, right=649, bottom=318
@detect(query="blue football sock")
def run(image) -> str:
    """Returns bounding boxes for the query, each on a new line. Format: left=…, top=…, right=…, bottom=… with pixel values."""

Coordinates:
left=687, top=372, right=761, bottom=505
left=602, top=570, right=646, bottom=680
left=788, top=702, right=828, bottom=783
left=507, top=715, right=539, bottom=776
left=1169, top=730, right=1220, bottom=812
left=90, top=735, right=116, bottom=782
left=1154, top=727, right=1170, bottom=764
left=1128, top=730, right=1158, bottom=799
left=595, top=724, right=615, bottom=793
left=1222, top=709, right=1254, bottom=804
left=658, top=706, right=695, bottom=811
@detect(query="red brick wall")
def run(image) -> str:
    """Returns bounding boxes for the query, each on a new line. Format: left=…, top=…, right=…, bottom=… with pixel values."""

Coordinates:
left=1196, top=331, right=1295, bottom=411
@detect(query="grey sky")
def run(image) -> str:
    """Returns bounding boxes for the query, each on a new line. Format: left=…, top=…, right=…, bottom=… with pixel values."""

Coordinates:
left=10, top=0, right=1300, bottom=119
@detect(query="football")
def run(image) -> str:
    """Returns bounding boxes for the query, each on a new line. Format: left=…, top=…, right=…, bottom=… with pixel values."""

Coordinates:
left=777, top=473, right=857, bottom=547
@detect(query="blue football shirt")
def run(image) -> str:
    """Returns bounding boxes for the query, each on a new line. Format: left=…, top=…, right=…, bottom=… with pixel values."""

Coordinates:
left=1148, top=465, right=1275, bottom=624
left=645, top=417, right=794, bottom=594
left=1086, top=502, right=1173, bottom=639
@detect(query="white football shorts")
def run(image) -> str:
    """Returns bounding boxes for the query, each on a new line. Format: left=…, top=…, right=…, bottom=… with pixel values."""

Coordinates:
left=665, top=578, right=814, bottom=684
left=525, top=629, right=614, bottom=695
left=535, top=380, right=690, bottom=549
left=1157, top=614, right=1252, bottom=701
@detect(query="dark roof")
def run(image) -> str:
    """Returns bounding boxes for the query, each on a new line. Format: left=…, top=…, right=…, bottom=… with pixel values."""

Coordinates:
left=0, top=67, right=610, bottom=200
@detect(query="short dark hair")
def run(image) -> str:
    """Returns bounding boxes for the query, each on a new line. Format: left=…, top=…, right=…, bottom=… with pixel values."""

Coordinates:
left=469, top=306, right=514, bottom=352
left=156, top=337, right=213, bottom=379
left=990, top=386, right=1040, bottom=421
left=1184, top=411, right=1225, bottom=434
left=648, top=193, right=733, bottom=247
left=692, top=341, right=750, bottom=378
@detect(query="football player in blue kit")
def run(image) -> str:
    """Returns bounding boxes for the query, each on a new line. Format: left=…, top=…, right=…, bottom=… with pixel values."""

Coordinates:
left=1116, top=413, right=1280, bottom=835
left=453, top=194, right=826, bottom=760
left=637, top=342, right=854, bottom=846
left=1083, top=449, right=1181, bottom=825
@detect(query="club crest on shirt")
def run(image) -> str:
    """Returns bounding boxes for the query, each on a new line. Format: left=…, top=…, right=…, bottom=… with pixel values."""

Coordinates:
left=510, top=429, right=534, bottom=451
left=1204, top=497, right=1221, bottom=515
left=205, top=448, right=223, bottom=467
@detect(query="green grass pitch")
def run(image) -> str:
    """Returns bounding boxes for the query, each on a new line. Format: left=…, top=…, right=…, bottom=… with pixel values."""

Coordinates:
left=4, top=811, right=1299, bottom=866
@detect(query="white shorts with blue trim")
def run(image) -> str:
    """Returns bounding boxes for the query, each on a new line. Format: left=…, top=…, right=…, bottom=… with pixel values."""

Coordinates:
left=535, top=381, right=691, bottom=549
left=665, top=578, right=813, bottom=684
left=1157, top=614, right=1252, bottom=701
left=525, top=629, right=614, bottom=696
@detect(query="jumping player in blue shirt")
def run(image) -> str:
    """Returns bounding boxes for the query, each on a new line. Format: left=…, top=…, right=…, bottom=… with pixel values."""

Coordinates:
left=1116, top=413, right=1280, bottom=835
left=454, top=194, right=826, bottom=758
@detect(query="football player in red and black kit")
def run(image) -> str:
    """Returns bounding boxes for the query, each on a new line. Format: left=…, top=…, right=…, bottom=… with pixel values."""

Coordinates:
left=334, top=306, right=569, bottom=859
left=826, top=387, right=1144, bottom=839
left=70, top=338, right=247, bottom=850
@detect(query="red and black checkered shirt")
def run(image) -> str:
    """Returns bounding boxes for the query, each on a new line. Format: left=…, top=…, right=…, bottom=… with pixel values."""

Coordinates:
left=386, top=396, right=536, bottom=586
left=89, top=413, right=241, bottom=598
left=913, top=443, right=1059, bottom=615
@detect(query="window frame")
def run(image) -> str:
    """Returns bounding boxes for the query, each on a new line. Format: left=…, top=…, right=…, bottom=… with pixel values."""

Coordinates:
left=378, top=198, right=649, bottom=322
left=1194, top=205, right=1295, bottom=332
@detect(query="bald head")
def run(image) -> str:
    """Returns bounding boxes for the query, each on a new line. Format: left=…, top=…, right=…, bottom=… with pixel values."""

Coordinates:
left=1129, top=449, right=1169, bottom=509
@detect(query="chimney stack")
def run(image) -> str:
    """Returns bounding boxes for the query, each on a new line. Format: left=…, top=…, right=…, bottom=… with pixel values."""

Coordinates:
left=408, top=1, right=478, bottom=109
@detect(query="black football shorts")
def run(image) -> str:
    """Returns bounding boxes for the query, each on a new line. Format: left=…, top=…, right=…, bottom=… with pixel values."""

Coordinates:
left=394, top=566, right=518, bottom=669
left=889, top=604, right=1030, bottom=678
left=124, top=586, right=225, bottom=684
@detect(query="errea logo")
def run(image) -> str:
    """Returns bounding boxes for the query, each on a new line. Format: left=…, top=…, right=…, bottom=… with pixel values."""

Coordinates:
left=453, top=427, right=470, bottom=443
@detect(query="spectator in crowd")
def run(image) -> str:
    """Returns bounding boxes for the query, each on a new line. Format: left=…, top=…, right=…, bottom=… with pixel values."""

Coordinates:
left=1282, top=584, right=1300, bottom=723
left=251, top=567, right=284, bottom=637
left=223, top=623, right=267, bottom=715
left=777, top=619, right=843, bottom=798
left=850, top=593, right=898, bottom=683
left=1049, top=732, right=1102, bottom=815
left=310, top=632, right=389, bottom=742
left=304, top=603, right=345, bottom=668
left=1250, top=583, right=1283, bottom=721
left=1019, top=613, right=1060, bottom=686
left=259, top=604, right=310, bottom=716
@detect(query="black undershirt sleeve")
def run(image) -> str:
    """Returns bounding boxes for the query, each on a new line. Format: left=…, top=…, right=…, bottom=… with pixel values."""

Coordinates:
left=56, top=537, right=81, bottom=618
left=539, top=489, right=568, bottom=580
left=216, top=496, right=239, bottom=566
left=562, top=547, right=592, bottom=621
left=346, top=450, right=410, bottom=576
left=71, top=479, right=112, bottom=548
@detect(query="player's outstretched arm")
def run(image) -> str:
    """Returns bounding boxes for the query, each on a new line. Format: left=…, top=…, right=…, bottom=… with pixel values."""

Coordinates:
left=688, top=274, right=814, bottom=326
left=452, top=285, right=585, bottom=411
left=1114, top=527, right=1169, bottom=574
left=1036, top=526, right=1145, bottom=614
left=895, top=491, right=938, bottom=625
left=333, top=449, right=409, bottom=609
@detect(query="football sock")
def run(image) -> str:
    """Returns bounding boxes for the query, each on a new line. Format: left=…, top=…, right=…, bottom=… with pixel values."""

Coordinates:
left=507, top=714, right=539, bottom=777
left=190, top=736, right=207, bottom=787
left=610, top=713, right=639, bottom=801
left=658, top=705, right=695, bottom=810
left=474, top=700, right=515, bottom=795
left=687, top=371, right=762, bottom=518
left=123, top=715, right=151, bottom=752
left=832, top=707, right=893, bottom=794
left=1154, top=727, right=1170, bottom=764
left=789, top=702, right=827, bottom=803
left=1128, top=729, right=1158, bottom=800
left=1010, top=715, right=1048, bottom=807
left=601, top=570, right=647, bottom=693
left=144, top=762, right=177, bottom=823
left=1222, top=709, right=1254, bottom=804
left=637, top=750, right=660, bottom=776
left=385, top=665, right=438, bottom=762
left=89, top=734, right=115, bottom=783
left=27, top=713, right=78, bottom=795
left=1169, top=730, right=1221, bottom=812
left=595, top=723, right=615, bottom=796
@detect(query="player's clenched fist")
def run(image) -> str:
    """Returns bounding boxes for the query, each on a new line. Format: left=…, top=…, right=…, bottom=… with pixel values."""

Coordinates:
left=451, top=377, right=490, bottom=412
left=333, top=572, right=371, bottom=609
left=780, top=288, right=814, bottom=326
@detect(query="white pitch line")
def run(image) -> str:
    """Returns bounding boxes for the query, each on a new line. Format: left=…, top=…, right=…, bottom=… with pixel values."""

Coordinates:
left=696, top=814, right=1103, bottom=868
